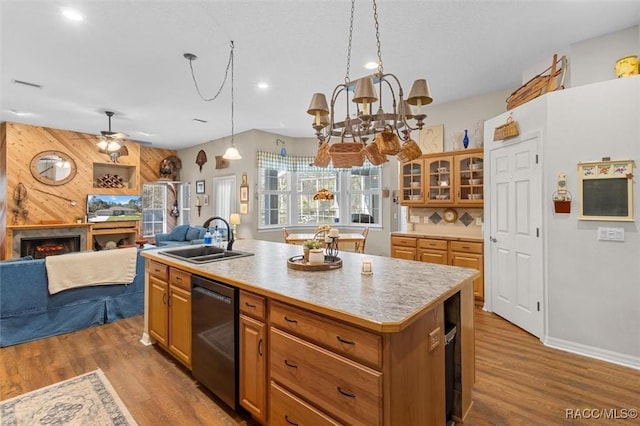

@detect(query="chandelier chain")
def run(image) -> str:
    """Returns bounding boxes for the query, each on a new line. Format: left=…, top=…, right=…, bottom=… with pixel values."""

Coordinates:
left=187, top=43, right=234, bottom=102
left=345, top=0, right=356, bottom=83
left=372, top=0, right=383, bottom=74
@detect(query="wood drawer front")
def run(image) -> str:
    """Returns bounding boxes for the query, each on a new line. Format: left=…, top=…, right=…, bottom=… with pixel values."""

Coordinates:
left=169, top=268, right=191, bottom=291
left=391, top=236, right=417, bottom=248
left=148, top=260, right=168, bottom=281
left=270, top=328, right=382, bottom=426
left=240, top=291, right=266, bottom=321
left=450, top=240, right=483, bottom=254
left=270, top=301, right=382, bottom=369
left=418, top=238, right=448, bottom=250
left=270, top=381, right=341, bottom=426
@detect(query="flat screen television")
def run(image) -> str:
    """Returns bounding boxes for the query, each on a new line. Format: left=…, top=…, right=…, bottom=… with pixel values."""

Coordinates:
left=87, top=194, right=143, bottom=223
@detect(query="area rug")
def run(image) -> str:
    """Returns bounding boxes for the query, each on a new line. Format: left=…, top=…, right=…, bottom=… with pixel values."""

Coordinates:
left=0, top=369, right=137, bottom=425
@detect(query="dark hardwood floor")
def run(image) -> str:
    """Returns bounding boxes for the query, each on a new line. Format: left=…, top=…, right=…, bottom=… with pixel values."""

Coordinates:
left=1, top=308, right=638, bottom=425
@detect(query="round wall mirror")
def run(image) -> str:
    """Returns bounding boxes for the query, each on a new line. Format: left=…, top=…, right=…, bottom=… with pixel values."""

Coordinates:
left=30, top=150, right=77, bottom=186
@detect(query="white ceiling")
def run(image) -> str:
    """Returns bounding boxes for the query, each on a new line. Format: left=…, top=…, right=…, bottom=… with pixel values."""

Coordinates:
left=2, top=0, right=639, bottom=150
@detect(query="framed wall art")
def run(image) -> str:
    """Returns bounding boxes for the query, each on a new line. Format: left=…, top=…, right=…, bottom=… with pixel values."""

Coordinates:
left=195, top=180, right=205, bottom=194
left=578, top=159, right=634, bottom=221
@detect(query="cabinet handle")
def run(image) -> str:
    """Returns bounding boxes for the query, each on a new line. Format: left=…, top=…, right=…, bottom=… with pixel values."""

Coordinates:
left=284, top=316, right=298, bottom=324
left=175, top=276, right=182, bottom=281
left=284, top=359, right=298, bottom=369
left=258, top=338, right=263, bottom=356
left=244, top=302, right=257, bottom=308
left=461, top=246, right=470, bottom=249
left=337, top=386, right=356, bottom=398
left=284, top=415, right=299, bottom=426
left=336, top=335, right=355, bottom=345
left=167, top=295, right=172, bottom=308
left=162, top=293, right=167, bottom=305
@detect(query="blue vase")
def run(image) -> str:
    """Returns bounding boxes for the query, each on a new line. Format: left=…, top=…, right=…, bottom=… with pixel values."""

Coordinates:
left=463, top=129, right=469, bottom=148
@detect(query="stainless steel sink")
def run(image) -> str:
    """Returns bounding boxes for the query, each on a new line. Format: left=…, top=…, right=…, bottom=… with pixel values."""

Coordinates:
left=159, top=245, right=254, bottom=263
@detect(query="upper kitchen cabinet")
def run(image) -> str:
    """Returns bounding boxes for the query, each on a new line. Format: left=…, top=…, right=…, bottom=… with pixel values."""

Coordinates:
left=400, top=160, right=425, bottom=204
left=399, top=148, right=484, bottom=207
left=453, top=150, right=484, bottom=205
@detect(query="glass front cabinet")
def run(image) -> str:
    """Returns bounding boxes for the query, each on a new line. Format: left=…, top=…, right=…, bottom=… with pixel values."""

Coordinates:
left=399, top=148, right=484, bottom=207
left=454, top=152, right=484, bottom=205
left=401, top=160, right=425, bottom=204
left=425, top=156, right=453, bottom=204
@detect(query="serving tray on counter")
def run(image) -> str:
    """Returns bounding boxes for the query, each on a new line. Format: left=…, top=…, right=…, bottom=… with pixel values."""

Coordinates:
left=287, top=255, right=342, bottom=271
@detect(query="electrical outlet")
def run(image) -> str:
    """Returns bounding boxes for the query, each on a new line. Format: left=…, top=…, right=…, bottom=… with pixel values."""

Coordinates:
left=410, top=215, right=419, bottom=223
left=424, top=216, right=429, bottom=223
left=476, top=217, right=482, bottom=225
left=428, top=327, right=441, bottom=352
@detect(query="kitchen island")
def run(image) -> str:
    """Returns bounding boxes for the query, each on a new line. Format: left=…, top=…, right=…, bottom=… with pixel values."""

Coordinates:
left=141, top=239, right=478, bottom=425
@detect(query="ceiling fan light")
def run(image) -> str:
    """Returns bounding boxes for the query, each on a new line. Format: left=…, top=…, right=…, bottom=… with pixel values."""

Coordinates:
left=96, top=140, right=108, bottom=151
left=107, top=140, right=121, bottom=152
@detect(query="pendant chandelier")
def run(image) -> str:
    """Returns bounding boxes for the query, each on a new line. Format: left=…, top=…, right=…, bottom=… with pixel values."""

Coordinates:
left=184, top=41, right=241, bottom=160
left=306, top=0, right=433, bottom=167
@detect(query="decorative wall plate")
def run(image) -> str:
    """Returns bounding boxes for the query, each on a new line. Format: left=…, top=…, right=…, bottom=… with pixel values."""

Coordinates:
left=443, top=208, right=458, bottom=223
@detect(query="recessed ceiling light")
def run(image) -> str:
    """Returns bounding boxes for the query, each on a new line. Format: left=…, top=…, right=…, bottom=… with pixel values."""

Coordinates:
left=257, top=82, right=269, bottom=89
left=365, top=62, right=379, bottom=70
left=62, top=9, right=83, bottom=21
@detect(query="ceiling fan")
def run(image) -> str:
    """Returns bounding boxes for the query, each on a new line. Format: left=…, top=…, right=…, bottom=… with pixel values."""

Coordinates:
left=97, top=111, right=128, bottom=161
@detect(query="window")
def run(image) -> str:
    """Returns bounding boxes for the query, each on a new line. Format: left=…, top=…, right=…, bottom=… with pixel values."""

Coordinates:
left=178, top=182, right=191, bottom=225
left=257, top=151, right=382, bottom=229
left=142, top=184, right=167, bottom=237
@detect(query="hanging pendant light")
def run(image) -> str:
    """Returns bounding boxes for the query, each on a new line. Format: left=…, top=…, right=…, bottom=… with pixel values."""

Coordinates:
left=223, top=41, right=241, bottom=160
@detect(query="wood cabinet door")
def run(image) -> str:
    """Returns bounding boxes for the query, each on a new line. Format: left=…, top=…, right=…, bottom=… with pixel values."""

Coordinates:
left=391, top=246, right=416, bottom=260
left=450, top=251, right=484, bottom=300
left=453, top=152, right=484, bottom=205
left=424, top=155, right=453, bottom=205
left=240, top=315, right=267, bottom=423
left=418, top=249, right=448, bottom=265
left=400, top=160, right=425, bottom=204
left=169, top=285, right=191, bottom=367
left=148, top=276, right=168, bottom=347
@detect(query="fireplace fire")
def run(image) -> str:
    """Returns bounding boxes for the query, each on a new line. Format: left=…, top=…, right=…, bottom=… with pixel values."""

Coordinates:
left=21, top=235, right=81, bottom=259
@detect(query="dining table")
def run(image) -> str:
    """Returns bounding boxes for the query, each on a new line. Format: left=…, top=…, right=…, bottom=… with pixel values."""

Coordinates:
left=285, top=232, right=365, bottom=252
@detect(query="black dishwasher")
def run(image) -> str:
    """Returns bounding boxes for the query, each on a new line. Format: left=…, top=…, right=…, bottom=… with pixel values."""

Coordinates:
left=191, top=275, right=239, bottom=410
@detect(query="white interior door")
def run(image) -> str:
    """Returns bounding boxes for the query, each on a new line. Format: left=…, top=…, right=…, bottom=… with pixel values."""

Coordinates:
left=489, top=135, right=543, bottom=338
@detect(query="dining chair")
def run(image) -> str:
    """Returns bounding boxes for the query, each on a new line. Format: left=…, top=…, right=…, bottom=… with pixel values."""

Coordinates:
left=283, top=228, right=291, bottom=243
left=355, top=227, right=369, bottom=253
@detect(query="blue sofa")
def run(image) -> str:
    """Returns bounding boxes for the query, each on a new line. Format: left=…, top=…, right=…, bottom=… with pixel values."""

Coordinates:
left=155, top=224, right=207, bottom=247
left=0, top=250, right=145, bottom=347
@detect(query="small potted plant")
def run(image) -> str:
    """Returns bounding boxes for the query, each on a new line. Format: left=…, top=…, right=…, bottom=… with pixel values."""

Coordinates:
left=303, top=239, right=322, bottom=264
left=75, top=216, right=84, bottom=224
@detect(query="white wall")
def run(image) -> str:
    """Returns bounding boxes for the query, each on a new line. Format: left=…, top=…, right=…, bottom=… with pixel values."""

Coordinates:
left=484, top=77, right=640, bottom=368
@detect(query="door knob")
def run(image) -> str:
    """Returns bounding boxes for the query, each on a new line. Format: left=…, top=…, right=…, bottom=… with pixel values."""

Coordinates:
left=490, top=237, right=497, bottom=243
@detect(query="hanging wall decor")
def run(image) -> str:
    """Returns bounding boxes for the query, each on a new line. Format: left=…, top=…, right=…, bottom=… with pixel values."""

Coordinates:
left=215, top=155, right=229, bottom=169
left=196, top=150, right=208, bottom=172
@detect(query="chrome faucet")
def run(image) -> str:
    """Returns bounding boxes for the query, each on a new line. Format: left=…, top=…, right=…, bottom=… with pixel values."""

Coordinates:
left=202, top=216, right=235, bottom=251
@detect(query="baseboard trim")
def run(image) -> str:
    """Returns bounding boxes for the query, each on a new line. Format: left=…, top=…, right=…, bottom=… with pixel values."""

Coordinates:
left=139, top=332, right=154, bottom=346
left=544, top=336, right=640, bottom=371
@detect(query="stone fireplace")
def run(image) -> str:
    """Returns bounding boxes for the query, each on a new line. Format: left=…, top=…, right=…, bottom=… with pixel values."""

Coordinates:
left=10, top=225, right=89, bottom=259
left=21, top=235, right=82, bottom=259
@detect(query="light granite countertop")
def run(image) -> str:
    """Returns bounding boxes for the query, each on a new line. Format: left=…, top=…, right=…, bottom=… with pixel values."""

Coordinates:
left=142, top=239, right=478, bottom=332
left=391, top=230, right=483, bottom=242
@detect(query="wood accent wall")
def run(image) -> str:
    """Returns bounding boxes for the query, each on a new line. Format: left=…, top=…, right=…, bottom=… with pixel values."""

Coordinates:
left=140, top=145, right=181, bottom=229
left=1, top=122, right=176, bottom=259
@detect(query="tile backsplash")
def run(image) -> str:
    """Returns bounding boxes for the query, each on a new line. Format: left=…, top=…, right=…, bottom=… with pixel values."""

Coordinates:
left=405, top=207, right=483, bottom=235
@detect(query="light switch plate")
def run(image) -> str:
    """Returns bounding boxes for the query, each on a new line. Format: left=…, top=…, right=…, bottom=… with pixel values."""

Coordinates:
left=410, top=215, right=419, bottom=223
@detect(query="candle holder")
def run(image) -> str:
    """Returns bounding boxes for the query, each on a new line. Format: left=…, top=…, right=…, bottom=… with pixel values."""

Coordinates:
left=325, top=236, right=339, bottom=261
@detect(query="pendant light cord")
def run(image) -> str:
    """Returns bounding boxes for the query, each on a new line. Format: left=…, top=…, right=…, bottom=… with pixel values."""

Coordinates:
left=186, top=42, right=234, bottom=102
left=230, top=41, right=235, bottom=143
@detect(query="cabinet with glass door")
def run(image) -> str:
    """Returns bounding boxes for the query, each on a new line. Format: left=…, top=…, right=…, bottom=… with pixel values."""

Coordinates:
left=424, top=156, right=453, bottom=204
left=454, top=150, right=484, bottom=205
left=400, top=160, right=425, bottom=204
